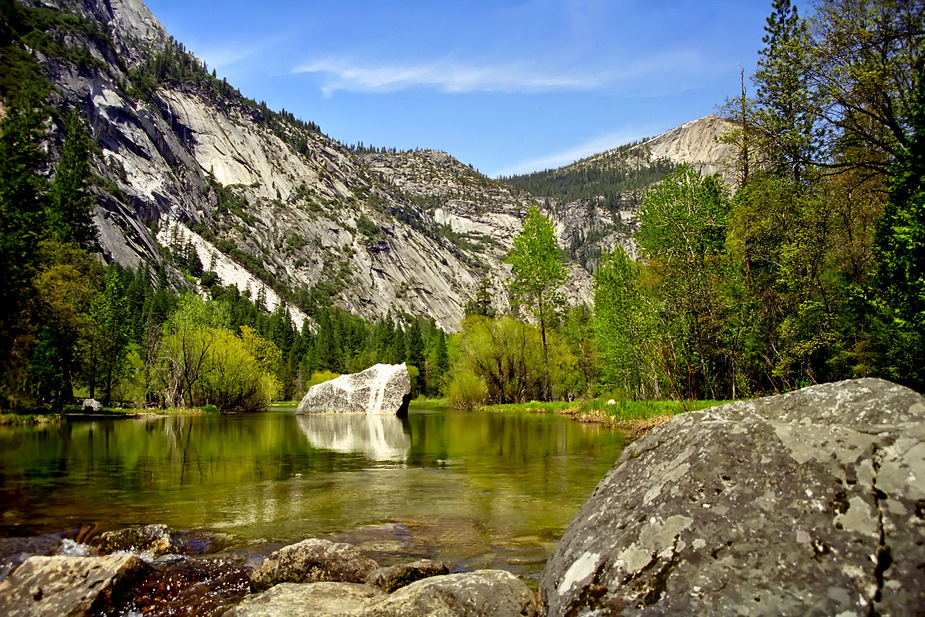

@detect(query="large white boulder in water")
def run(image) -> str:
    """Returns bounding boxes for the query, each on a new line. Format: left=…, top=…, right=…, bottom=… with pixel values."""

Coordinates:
left=297, top=363, right=411, bottom=416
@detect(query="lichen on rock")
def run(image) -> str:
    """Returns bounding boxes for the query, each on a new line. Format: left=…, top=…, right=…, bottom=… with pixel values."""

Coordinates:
left=540, top=378, right=925, bottom=616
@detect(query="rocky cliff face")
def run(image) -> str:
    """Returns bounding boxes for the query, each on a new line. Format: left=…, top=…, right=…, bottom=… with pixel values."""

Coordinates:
left=13, top=0, right=734, bottom=331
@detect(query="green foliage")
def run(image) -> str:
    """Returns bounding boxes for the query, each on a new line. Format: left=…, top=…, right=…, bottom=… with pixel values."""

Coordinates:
left=594, top=247, right=661, bottom=399
left=49, top=109, right=98, bottom=249
left=869, top=75, right=925, bottom=389
left=447, top=316, right=581, bottom=407
left=507, top=205, right=567, bottom=399
left=502, top=146, right=675, bottom=213
left=87, top=267, right=131, bottom=405
left=0, top=79, right=49, bottom=385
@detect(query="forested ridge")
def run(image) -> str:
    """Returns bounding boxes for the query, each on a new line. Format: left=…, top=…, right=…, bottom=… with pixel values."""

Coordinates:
left=0, top=0, right=922, bottom=414
left=501, top=141, right=676, bottom=214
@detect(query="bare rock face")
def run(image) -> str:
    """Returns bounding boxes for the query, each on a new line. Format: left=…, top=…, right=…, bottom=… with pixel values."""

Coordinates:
left=0, top=554, right=148, bottom=617
left=297, top=364, right=411, bottom=416
left=540, top=378, right=925, bottom=617
left=250, top=539, right=380, bottom=591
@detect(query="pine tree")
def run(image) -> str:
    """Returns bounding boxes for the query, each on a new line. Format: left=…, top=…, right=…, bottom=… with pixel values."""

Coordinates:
left=752, top=0, right=813, bottom=181
left=49, top=109, right=97, bottom=249
left=0, top=79, right=49, bottom=392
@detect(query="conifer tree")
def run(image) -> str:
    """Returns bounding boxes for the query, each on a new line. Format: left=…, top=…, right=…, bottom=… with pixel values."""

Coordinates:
left=49, top=109, right=97, bottom=249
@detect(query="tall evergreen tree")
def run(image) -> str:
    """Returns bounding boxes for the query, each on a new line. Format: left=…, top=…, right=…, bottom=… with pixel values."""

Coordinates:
left=0, top=79, right=49, bottom=397
left=48, top=109, right=97, bottom=249
left=752, top=0, right=813, bottom=181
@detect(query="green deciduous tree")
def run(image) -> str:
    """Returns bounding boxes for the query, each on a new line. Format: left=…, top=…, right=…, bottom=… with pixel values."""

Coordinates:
left=507, top=204, right=566, bottom=399
left=87, top=267, right=131, bottom=404
left=637, top=165, right=731, bottom=399
left=594, top=247, right=661, bottom=399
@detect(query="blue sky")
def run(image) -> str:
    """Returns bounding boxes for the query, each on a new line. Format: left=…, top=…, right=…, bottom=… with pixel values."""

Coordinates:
left=143, top=0, right=779, bottom=177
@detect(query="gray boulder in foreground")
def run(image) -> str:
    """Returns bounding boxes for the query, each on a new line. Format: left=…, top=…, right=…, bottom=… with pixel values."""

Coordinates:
left=541, top=378, right=925, bottom=616
left=0, top=554, right=148, bottom=617
left=297, top=363, right=411, bottom=416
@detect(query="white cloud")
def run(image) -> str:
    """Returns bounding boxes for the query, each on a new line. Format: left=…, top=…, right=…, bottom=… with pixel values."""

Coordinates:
left=292, top=50, right=713, bottom=96
left=293, top=57, right=608, bottom=95
left=495, top=127, right=663, bottom=177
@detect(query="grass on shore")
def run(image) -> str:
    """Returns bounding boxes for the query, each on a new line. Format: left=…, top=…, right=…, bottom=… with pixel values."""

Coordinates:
left=482, top=398, right=730, bottom=440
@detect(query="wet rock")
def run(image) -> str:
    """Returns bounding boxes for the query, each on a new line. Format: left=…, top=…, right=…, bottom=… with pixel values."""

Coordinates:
left=113, top=557, right=252, bottom=617
left=365, top=569, right=538, bottom=617
left=541, top=378, right=925, bottom=616
left=0, top=554, right=148, bottom=617
left=251, top=539, right=379, bottom=591
left=97, top=523, right=172, bottom=557
left=222, top=582, right=387, bottom=617
left=170, top=529, right=237, bottom=555
left=366, top=559, right=451, bottom=593
left=297, top=363, right=411, bottom=416
left=0, top=535, right=65, bottom=584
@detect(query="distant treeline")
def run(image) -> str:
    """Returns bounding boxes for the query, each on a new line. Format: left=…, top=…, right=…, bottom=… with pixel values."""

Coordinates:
left=501, top=144, right=675, bottom=211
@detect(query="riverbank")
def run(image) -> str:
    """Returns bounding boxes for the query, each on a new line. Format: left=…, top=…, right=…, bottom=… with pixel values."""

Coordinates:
left=427, top=398, right=729, bottom=440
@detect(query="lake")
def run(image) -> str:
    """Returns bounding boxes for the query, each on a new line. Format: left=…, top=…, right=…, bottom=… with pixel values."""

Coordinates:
left=0, top=405, right=625, bottom=580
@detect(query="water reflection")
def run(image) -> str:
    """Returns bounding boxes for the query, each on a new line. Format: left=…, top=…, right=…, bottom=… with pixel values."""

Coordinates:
left=296, top=414, right=411, bottom=462
left=0, top=408, right=624, bottom=578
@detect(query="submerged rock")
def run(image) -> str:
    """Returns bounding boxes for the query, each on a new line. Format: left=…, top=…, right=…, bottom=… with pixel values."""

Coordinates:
left=297, top=364, right=411, bottom=416
left=365, top=559, right=451, bottom=593
left=541, top=378, right=925, bottom=616
left=0, top=554, right=148, bottom=617
left=251, top=538, right=379, bottom=591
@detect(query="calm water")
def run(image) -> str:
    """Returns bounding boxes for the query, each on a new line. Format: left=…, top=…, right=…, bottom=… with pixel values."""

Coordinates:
left=0, top=406, right=624, bottom=578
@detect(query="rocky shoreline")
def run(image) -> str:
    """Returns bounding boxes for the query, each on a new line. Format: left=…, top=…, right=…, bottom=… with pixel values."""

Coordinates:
left=1, top=378, right=924, bottom=616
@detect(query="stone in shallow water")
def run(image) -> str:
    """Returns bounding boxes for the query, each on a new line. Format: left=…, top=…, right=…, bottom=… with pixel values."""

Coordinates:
left=540, top=378, right=925, bottom=617
left=97, top=523, right=172, bottom=557
left=250, top=538, right=379, bottom=591
left=297, top=363, right=411, bottom=415
left=226, top=570, right=538, bottom=617
left=222, top=582, right=386, bottom=617
left=0, top=554, right=148, bottom=617
left=365, top=559, right=450, bottom=593
left=365, top=569, right=538, bottom=617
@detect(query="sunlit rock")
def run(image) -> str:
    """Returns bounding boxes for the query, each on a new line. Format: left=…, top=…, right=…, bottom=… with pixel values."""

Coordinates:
left=81, top=398, right=102, bottom=413
left=0, top=554, right=148, bottom=617
left=541, top=378, right=925, bottom=616
left=296, top=414, right=411, bottom=461
left=297, top=364, right=411, bottom=416
left=250, top=538, right=379, bottom=591
left=222, top=582, right=386, bottom=617
left=97, top=524, right=172, bottom=558
left=367, top=569, right=538, bottom=617
left=366, top=559, right=451, bottom=593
